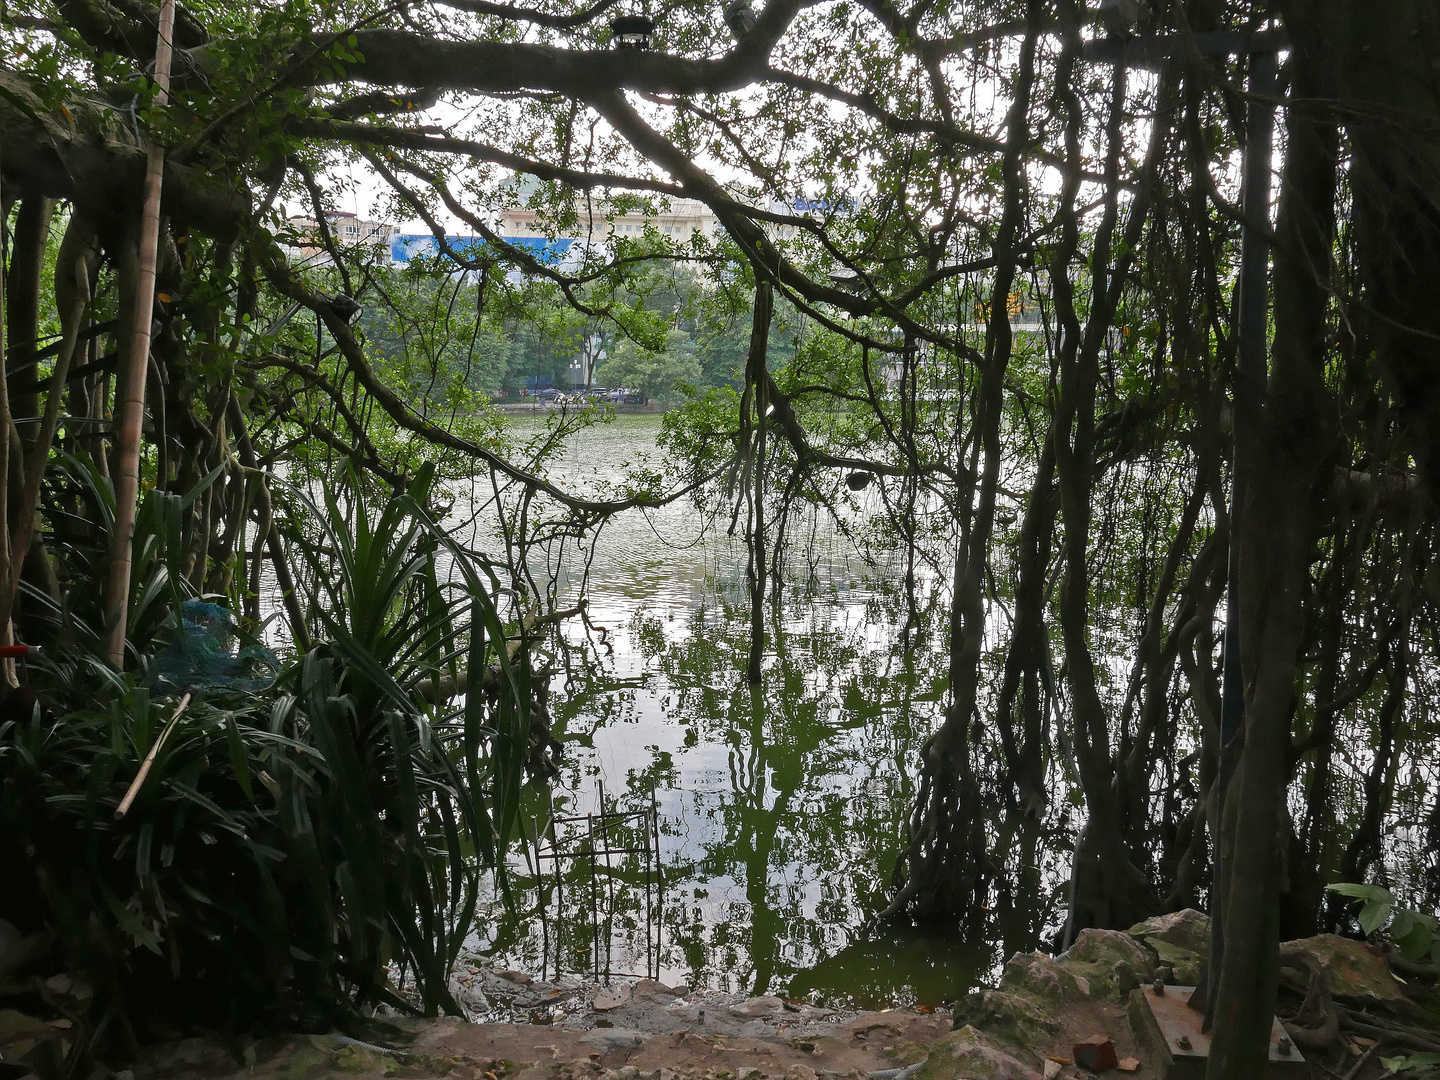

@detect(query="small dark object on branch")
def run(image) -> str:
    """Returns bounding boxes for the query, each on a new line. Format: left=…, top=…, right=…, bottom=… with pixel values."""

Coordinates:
left=1098, top=0, right=1143, bottom=35
left=724, top=0, right=756, bottom=38
left=326, top=292, right=363, bottom=325
left=845, top=471, right=873, bottom=491
left=610, top=14, right=656, bottom=49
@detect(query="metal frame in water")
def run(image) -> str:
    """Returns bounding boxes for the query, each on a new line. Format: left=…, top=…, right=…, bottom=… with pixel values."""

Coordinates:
left=534, top=781, right=663, bottom=983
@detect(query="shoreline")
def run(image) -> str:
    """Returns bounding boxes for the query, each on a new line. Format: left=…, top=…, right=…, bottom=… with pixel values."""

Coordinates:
left=490, top=401, right=670, bottom=415
left=126, top=912, right=1423, bottom=1080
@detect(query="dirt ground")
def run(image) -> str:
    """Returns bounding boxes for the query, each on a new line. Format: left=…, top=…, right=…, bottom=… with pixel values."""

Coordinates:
left=121, top=942, right=1404, bottom=1080
left=156, top=1008, right=947, bottom=1080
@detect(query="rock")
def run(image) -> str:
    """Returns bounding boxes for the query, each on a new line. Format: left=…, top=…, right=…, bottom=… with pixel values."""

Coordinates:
left=950, top=990, right=1061, bottom=1048
left=446, top=973, right=488, bottom=1013
left=1279, top=935, right=1406, bottom=1005
left=729, top=995, right=785, bottom=1018
left=1072, top=1035, right=1117, bottom=1073
left=148, top=1037, right=232, bottom=1074
left=1060, top=930, right=1156, bottom=1003
left=1126, top=910, right=1209, bottom=985
left=1148, top=940, right=1203, bottom=986
left=1125, top=910, right=1209, bottom=957
left=329, top=1044, right=381, bottom=1074
left=1001, top=953, right=1093, bottom=1004
left=916, top=1026, right=1044, bottom=1080
left=273, top=1044, right=331, bottom=1080
left=785, top=1066, right=818, bottom=1080
left=580, top=1028, right=648, bottom=1052
left=1043, top=1062, right=1063, bottom=1080
left=1116, top=1058, right=1139, bottom=1073
left=632, top=979, right=680, bottom=1001
left=593, top=984, right=634, bottom=1011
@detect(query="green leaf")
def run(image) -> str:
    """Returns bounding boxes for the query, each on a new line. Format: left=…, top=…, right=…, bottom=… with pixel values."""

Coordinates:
left=1361, top=896, right=1395, bottom=937
left=1384, top=1052, right=1440, bottom=1075
left=1328, top=882, right=1395, bottom=935
left=226, top=715, right=255, bottom=802
left=1327, top=882, right=1393, bottom=903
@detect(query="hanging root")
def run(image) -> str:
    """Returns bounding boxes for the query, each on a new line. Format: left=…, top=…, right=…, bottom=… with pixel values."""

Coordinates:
left=1277, top=951, right=1340, bottom=1050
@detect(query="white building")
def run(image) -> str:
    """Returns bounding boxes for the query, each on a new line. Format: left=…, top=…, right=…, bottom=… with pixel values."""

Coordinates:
left=498, top=195, right=721, bottom=248
left=285, top=211, right=400, bottom=264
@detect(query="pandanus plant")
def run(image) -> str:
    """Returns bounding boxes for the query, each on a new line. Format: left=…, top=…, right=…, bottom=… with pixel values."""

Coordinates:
left=0, top=459, right=534, bottom=1074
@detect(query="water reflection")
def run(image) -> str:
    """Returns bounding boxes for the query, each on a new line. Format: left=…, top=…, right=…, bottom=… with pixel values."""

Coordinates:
left=468, top=413, right=1047, bottom=1005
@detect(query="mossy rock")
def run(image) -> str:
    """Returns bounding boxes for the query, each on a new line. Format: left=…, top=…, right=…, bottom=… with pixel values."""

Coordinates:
left=330, top=1044, right=385, bottom=1074
left=1125, top=909, right=1209, bottom=957
left=1149, top=939, right=1204, bottom=985
left=1059, top=929, right=1156, bottom=1003
left=916, top=1025, right=1044, bottom=1080
left=999, top=951, right=1093, bottom=1004
left=1280, top=935, right=1407, bottom=1006
left=949, top=989, right=1061, bottom=1048
left=272, top=1042, right=331, bottom=1080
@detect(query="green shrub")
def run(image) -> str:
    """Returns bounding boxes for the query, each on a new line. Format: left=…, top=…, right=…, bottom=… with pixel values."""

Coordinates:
left=0, top=462, right=530, bottom=1075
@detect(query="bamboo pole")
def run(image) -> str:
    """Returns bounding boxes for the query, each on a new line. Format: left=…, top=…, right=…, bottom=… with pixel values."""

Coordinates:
left=115, top=691, right=192, bottom=819
left=104, top=0, right=178, bottom=667
left=0, top=149, right=12, bottom=677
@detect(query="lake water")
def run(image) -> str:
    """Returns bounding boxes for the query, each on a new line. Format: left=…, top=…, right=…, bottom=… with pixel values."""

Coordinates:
left=461, top=411, right=1060, bottom=1006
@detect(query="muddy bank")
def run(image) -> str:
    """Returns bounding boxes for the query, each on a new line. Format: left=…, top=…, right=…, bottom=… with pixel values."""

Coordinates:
left=17, top=912, right=1432, bottom=1080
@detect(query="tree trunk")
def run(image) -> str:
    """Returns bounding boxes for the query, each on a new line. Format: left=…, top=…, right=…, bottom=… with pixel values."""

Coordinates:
left=1205, top=28, right=1337, bottom=1077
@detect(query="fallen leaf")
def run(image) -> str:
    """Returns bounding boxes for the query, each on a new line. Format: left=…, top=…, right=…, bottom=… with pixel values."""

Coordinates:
left=1047, top=1058, right=1072, bottom=1065
left=48, top=1019, right=74, bottom=1030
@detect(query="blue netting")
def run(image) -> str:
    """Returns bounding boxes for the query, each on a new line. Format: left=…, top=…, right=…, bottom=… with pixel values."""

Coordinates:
left=152, top=600, right=279, bottom=693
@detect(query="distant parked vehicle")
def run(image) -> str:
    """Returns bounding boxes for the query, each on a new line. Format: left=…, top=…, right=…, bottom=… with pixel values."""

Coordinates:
left=538, top=387, right=563, bottom=401
left=623, top=392, right=646, bottom=405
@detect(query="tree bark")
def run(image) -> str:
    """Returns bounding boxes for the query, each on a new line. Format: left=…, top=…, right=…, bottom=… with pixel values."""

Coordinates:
left=1206, top=28, right=1338, bottom=1078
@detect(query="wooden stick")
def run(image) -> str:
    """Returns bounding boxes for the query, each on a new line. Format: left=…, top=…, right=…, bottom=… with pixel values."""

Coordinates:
left=102, top=0, right=177, bottom=667
left=115, top=692, right=192, bottom=820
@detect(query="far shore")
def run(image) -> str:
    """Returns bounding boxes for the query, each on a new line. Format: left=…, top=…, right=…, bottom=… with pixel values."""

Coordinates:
left=490, top=400, right=669, bottom=415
